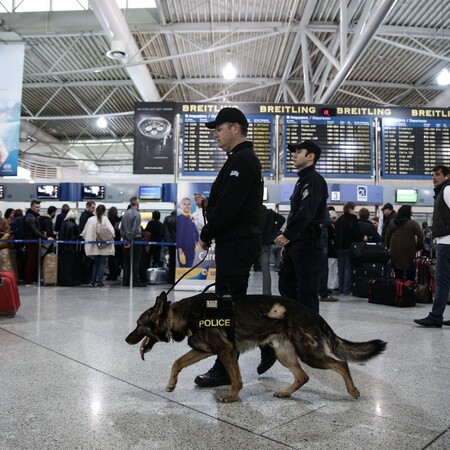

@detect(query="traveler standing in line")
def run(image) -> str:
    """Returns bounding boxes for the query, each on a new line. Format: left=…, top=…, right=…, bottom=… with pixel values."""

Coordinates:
left=380, top=202, right=397, bottom=242
left=193, top=107, right=263, bottom=387
left=54, top=203, right=70, bottom=236
left=386, top=205, right=423, bottom=281
left=334, top=201, right=366, bottom=296
left=145, top=210, right=163, bottom=268
left=79, top=201, right=96, bottom=284
left=162, top=210, right=176, bottom=283
left=107, top=206, right=122, bottom=281
left=121, top=198, right=145, bottom=287
left=275, top=140, right=328, bottom=313
left=357, top=207, right=381, bottom=242
left=81, top=204, right=115, bottom=287
left=259, top=204, right=285, bottom=296
left=23, top=200, right=53, bottom=285
left=415, top=165, right=450, bottom=327
left=38, top=205, right=57, bottom=239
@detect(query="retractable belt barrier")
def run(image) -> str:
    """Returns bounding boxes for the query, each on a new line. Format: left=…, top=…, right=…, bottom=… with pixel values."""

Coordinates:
left=0, top=238, right=176, bottom=288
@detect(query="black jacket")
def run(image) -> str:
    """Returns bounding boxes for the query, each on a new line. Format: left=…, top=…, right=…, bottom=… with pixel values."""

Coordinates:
left=79, top=210, right=94, bottom=234
left=145, top=220, right=163, bottom=242
left=335, top=212, right=365, bottom=250
left=24, top=209, right=46, bottom=239
left=38, top=214, right=56, bottom=238
left=260, top=205, right=285, bottom=245
left=357, top=218, right=381, bottom=242
left=200, top=141, right=263, bottom=244
left=162, top=212, right=176, bottom=243
left=283, top=165, right=328, bottom=242
left=381, top=211, right=397, bottom=242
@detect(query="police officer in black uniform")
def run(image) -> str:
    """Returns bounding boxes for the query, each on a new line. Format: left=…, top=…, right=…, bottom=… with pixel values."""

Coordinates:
left=275, top=140, right=328, bottom=314
left=193, top=107, right=263, bottom=387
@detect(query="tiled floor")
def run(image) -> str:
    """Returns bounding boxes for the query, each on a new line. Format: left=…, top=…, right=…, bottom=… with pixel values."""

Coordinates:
left=1, top=272, right=449, bottom=450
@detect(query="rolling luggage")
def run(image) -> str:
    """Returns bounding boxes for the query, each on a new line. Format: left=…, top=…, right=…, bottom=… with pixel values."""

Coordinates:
left=0, top=248, right=19, bottom=281
left=42, top=252, right=58, bottom=286
left=368, top=278, right=416, bottom=307
left=349, top=242, right=390, bottom=264
left=352, top=262, right=386, bottom=298
left=415, top=256, right=433, bottom=303
left=147, top=267, right=170, bottom=285
left=0, top=270, right=20, bottom=317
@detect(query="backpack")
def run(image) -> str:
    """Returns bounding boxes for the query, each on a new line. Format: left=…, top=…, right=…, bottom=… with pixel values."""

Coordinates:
left=10, top=216, right=25, bottom=240
left=96, top=220, right=115, bottom=249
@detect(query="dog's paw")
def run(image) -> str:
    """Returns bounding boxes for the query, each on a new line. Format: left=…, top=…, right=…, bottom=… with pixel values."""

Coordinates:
left=273, top=390, right=291, bottom=398
left=217, top=394, right=238, bottom=403
left=165, top=385, right=176, bottom=392
left=349, top=387, right=360, bottom=399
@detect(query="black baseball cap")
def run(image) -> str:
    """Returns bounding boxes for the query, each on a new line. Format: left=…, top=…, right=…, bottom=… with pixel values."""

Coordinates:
left=287, top=140, right=322, bottom=159
left=205, top=107, right=249, bottom=129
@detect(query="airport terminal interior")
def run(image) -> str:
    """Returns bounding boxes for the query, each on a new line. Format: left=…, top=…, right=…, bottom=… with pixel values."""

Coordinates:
left=1, top=1, right=450, bottom=449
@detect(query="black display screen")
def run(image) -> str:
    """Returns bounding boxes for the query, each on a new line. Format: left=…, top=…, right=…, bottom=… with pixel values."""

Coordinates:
left=382, top=117, right=450, bottom=178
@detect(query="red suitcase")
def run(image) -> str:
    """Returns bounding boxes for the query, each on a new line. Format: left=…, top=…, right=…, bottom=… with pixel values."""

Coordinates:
left=0, top=270, right=20, bottom=317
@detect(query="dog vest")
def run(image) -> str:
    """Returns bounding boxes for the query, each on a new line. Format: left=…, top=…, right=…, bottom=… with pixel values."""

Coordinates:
left=193, top=293, right=235, bottom=343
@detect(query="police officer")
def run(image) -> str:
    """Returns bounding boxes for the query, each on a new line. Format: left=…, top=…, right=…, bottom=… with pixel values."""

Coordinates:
left=275, top=140, right=328, bottom=314
left=193, top=107, right=263, bottom=387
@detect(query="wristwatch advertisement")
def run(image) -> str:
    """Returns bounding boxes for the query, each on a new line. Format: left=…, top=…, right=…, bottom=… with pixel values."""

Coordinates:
left=133, top=105, right=175, bottom=174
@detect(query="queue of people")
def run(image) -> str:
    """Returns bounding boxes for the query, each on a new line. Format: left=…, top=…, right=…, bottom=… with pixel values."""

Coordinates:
left=0, top=199, right=173, bottom=288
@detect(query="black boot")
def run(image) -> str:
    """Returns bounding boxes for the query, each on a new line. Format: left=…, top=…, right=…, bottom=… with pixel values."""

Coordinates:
left=194, top=358, right=231, bottom=387
left=257, top=345, right=277, bottom=375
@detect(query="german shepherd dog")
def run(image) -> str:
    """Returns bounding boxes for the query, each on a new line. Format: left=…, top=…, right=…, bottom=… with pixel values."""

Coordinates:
left=126, top=292, right=386, bottom=403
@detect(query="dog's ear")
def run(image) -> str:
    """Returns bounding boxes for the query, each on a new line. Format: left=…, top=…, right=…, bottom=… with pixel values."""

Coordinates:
left=154, top=291, right=167, bottom=314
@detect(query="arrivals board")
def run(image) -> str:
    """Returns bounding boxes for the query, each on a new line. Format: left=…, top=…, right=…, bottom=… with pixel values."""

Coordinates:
left=381, top=118, right=450, bottom=178
left=181, top=114, right=273, bottom=176
left=284, top=116, right=373, bottom=178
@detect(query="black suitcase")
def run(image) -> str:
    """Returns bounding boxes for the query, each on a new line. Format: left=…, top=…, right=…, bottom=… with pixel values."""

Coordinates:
left=58, top=248, right=83, bottom=286
left=352, top=262, right=386, bottom=298
left=368, top=278, right=416, bottom=307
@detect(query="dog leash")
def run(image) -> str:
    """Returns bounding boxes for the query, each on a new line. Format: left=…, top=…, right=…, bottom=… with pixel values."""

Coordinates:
left=166, top=199, right=209, bottom=295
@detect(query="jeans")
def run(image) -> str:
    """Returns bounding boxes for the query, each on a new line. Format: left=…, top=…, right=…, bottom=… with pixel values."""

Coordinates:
left=336, top=249, right=353, bottom=295
left=91, top=255, right=107, bottom=285
left=429, top=243, right=450, bottom=321
left=259, top=244, right=272, bottom=295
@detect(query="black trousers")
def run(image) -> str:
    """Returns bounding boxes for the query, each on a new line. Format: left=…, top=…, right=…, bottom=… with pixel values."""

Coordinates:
left=278, top=238, right=324, bottom=314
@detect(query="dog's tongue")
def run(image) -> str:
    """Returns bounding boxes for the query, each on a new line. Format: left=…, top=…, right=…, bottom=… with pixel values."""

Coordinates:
left=140, top=337, right=149, bottom=361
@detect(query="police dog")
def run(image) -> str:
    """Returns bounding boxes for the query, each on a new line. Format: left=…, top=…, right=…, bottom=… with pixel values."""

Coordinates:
left=126, top=292, right=386, bottom=403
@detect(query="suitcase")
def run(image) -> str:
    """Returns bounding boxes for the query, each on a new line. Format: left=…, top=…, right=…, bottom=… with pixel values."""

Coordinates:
left=352, top=262, right=386, bottom=298
left=368, top=278, right=416, bottom=307
left=349, top=242, right=390, bottom=264
left=147, top=267, right=170, bottom=285
left=0, top=270, right=20, bottom=317
left=42, top=253, right=58, bottom=286
left=0, top=248, right=19, bottom=281
left=415, top=256, right=433, bottom=303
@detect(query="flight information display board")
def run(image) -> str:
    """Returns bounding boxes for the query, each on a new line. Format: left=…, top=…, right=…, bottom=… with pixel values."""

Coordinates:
left=181, top=114, right=273, bottom=176
left=381, top=118, right=450, bottom=178
left=284, top=116, right=373, bottom=178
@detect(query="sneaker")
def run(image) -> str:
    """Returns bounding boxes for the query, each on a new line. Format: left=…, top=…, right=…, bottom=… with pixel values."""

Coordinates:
left=257, top=345, right=277, bottom=375
left=194, top=368, right=231, bottom=387
left=321, top=295, right=339, bottom=302
left=414, top=316, right=442, bottom=328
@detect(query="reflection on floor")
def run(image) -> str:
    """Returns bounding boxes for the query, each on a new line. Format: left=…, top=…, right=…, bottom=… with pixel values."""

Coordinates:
left=1, top=272, right=449, bottom=450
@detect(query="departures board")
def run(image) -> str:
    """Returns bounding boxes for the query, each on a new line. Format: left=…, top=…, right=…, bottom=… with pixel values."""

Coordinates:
left=381, top=117, right=450, bottom=178
left=181, top=114, right=273, bottom=176
left=284, top=116, right=373, bottom=178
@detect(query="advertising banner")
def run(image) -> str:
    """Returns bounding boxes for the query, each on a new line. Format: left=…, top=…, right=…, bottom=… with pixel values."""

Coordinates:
left=0, top=44, right=25, bottom=177
left=175, top=182, right=215, bottom=291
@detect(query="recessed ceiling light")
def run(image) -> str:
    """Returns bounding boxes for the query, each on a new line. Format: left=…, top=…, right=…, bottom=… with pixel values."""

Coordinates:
left=437, top=68, right=450, bottom=86
left=96, top=117, right=108, bottom=128
left=223, top=62, right=237, bottom=80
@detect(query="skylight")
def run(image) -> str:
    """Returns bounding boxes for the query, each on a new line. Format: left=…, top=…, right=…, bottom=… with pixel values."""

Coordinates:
left=0, top=0, right=155, bottom=13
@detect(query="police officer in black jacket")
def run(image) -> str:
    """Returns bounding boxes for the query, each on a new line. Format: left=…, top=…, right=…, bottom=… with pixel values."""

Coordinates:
left=275, top=140, right=328, bottom=314
left=193, top=107, right=263, bottom=388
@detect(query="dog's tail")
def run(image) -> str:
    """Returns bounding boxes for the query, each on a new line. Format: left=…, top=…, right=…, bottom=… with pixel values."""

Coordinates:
left=331, top=336, right=387, bottom=362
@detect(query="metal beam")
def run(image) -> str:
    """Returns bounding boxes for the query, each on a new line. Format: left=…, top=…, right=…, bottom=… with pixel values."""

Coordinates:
left=319, top=0, right=398, bottom=104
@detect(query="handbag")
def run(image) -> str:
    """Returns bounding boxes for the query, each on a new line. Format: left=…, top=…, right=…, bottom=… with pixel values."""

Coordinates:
left=349, top=242, right=390, bottom=264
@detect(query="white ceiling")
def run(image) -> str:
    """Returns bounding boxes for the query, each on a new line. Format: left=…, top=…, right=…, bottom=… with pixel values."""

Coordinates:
left=1, top=0, right=450, bottom=172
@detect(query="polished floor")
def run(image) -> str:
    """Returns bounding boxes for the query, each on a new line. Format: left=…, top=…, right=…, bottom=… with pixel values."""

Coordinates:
left=1, top=272, right=449, bottom=450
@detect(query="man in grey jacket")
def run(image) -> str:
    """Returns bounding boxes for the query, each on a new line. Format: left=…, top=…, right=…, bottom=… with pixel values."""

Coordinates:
left=120, top=198, right=145, bottom=287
